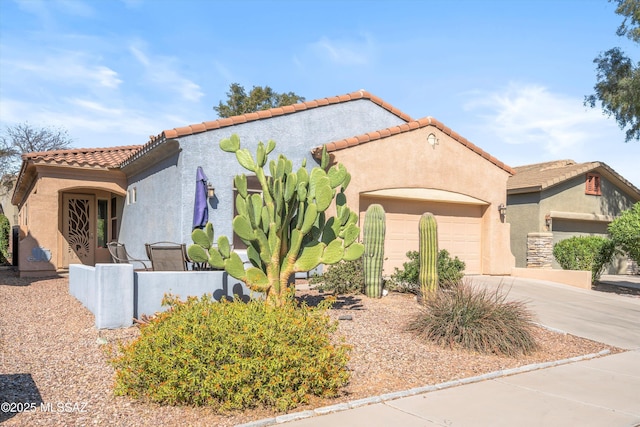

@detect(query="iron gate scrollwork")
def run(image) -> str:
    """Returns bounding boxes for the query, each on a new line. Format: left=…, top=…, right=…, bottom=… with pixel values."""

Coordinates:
left=67, top=197, right=91, bottom=260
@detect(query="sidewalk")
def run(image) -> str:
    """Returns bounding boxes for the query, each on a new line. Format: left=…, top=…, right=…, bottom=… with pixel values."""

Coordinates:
left=242, top=276, right=640, bottom=427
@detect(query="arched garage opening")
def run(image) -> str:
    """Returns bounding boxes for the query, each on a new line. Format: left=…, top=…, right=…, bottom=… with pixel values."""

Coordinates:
left=360, top=188, right=488, bottom=275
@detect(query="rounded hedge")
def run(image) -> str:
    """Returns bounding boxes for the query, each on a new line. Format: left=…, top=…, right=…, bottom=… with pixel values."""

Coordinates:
left=110, top=295, right=350, bottom=412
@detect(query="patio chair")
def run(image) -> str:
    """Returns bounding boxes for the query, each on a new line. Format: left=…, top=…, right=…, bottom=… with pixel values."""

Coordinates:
left=145, top=242, right=190, bottom=271
left=107, top=241, right=151, bottom=271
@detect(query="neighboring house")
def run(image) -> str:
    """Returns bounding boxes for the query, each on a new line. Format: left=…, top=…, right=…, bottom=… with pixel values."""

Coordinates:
left=0, top=174, right=19, bottom=264
left=11, top=90, right=515, bottom=277
left=506, top=160, right=640, bottom=274
left=0, top=175, right=19, bottom=225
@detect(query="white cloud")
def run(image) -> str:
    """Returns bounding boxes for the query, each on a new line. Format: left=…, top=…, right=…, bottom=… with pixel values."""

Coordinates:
left=55, top=0, right=95, bottom=17
left=310, top=33, right=375, bottom=66
left=463, top=83, right=617, bottom=155
left=2, top=51, right=122, bottom=90
left=14, top=0, right=94, bottom=24
left=129, top=42, right=204, bottom=102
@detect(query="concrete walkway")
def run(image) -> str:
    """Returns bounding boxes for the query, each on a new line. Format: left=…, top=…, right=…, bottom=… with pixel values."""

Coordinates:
left=243, top=276, right=640, bottom=427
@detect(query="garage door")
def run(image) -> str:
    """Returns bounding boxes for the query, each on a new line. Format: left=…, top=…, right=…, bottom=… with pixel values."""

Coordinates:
left=360, top=198, right=483, bottom=275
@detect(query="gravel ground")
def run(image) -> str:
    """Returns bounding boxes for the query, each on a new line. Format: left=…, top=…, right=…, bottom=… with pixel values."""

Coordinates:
left=0, top=270, right=620, bottom=426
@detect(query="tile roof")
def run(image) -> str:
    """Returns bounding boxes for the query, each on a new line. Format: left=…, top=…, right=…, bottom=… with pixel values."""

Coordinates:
left=23, top=146, right=142, bottom=168
left=315, top=116, right=516, bottom=175
left=507, top=159, right=640, bottom=196
left=119, top=90, right=414, bottom=167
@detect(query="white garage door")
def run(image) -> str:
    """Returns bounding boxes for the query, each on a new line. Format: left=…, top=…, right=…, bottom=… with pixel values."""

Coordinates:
left=360, top=198, right=483, bottom=275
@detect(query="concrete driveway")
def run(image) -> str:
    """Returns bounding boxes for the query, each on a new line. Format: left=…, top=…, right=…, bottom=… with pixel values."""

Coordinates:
left=255, top=275, right=640, bottom=427
left=469, top=275, right=640, bottom=350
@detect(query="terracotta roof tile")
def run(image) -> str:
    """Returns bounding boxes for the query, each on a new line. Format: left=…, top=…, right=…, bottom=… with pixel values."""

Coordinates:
left=23, top=146, right=142, bottom=168
left=316, top=117, right=515, bottom=175
left=119, top=90, right=414, bottom=167
left=507, top=159, right=640, bottom=197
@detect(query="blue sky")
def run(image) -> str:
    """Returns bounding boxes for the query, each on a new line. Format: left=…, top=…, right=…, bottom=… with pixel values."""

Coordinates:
left=1, top=0, right=639, bottom=185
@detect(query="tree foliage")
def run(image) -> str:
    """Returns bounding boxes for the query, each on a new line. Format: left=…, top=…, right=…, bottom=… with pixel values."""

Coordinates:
left=585, top=0, right=640, bottom=142
left=608, top=202, right=640, bottom=264
left=213, top=83, right=305, bottom=118
left=0, top=122, right=73, bottom=175
left=552, top=236, right=617, bottom=283
left=0, top=214, right=10, bottom=264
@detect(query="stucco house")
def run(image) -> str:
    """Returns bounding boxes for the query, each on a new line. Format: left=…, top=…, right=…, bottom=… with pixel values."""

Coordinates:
left=11, top=90, right=515, bottom=277
left=506, top=159, right=640, bottom=273
left=11, top=147, right=141, bottom=276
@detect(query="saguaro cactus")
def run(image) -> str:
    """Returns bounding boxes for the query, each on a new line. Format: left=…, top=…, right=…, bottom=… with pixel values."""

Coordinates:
left=419, top=212, right=439, bottom=300
left=363, top=204, right=385, bottom=298
left=188, top=134, right=364, bottom=307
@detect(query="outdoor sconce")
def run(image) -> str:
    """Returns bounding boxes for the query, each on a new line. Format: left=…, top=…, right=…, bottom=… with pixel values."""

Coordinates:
left=427, top=133, right=439, bottom=148
left=207, top=183, right=215, bottom=199
left=498, top=203, right=507, bottom=217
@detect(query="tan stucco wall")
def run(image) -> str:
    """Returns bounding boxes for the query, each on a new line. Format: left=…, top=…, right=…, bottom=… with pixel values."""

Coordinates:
left=330, top=126, right=515, bottom=275
left=506, top=192, right=541, bottom=268
left=508, top=173, right=639, bottom=270
left=16, top=165, right=127, bottom=276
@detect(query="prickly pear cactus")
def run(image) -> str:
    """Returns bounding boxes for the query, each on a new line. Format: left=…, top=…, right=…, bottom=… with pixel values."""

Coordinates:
left=419, top=212, right=438, bottom=300
left=363, top=204, right=385, bottom=298
left=191, top=134, right=364, bottom=306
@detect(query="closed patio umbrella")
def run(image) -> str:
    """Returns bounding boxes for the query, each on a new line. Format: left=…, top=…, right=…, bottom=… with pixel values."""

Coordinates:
left=192, top=166, right=209, bottom=230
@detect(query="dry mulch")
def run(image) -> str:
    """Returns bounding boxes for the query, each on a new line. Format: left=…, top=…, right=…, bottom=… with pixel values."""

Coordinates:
left=0, top=270, right=622, bottom=426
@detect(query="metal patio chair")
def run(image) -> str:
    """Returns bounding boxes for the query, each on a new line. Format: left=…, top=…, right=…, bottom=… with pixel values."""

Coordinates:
left=107, top=241, right=151, bottom=271
left=145, top=242, right=190, bottom=271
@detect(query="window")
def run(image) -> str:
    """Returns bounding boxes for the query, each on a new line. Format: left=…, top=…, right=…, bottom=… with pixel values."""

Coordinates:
left=233, top=175, right=263, bottom=249
left=586, top=173, right=601, bottom=195
left=110, top=197, right=118, bottom=241
left=97, top=199, right=108, bottom=248
left=127, top=187, right=137, bottom=204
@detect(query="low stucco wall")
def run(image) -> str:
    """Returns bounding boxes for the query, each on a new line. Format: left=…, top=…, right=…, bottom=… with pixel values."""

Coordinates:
left=69, top=264, right=134, bottom=329
left=69, top=264, right=255, bottom=329
left=511, top=267, right=591, bottom=289
left=134, top=270, right=253, bottom=318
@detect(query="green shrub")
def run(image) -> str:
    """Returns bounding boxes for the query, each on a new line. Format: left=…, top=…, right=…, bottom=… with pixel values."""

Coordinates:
left=110, top=295, right=350, bottom=412
left=608, top=202, right=640, bottom=265
left=0, top=214, right=10, bottom=264
left=406, top=281, right=538, bottom=357
left=309, top=258, right=363, bottom=294
left=553, top=236, right=617, bottom=283
left=388, top=250, right=466, bottom=293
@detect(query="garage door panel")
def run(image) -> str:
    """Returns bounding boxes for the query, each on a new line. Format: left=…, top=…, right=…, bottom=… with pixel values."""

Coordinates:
left=361, top=198, right=482, bottom=275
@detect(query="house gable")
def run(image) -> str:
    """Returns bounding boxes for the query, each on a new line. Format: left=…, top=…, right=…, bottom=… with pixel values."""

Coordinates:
left=314, top=116, right=515, bottom=175
left=12, top=146, right=141, bottom=207
left=116, top=90, right=414, bottom=253
left=119, top=90, right=414, bottom=170
left=507, top=159, right=640, bottom=200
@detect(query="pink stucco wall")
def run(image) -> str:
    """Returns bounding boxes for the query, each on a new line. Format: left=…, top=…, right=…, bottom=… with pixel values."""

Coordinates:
left=16, top=165, right=127, bottom=277
left=330, top=126, right=515, bottom=275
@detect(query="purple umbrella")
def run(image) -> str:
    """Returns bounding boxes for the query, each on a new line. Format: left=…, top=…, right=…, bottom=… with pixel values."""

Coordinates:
left=192, top=166, right=209, bottom=229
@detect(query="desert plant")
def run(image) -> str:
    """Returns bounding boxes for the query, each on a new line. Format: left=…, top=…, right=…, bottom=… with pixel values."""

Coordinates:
left=388, top=250, right=466, bottom=293
left=406, top=281, right=538, bottom=357
left=553, top=235, right=617, bottom=283
left=438, top=249, right=466, bottom=285
left=608, top=202, right=640, bottom=265
left=188, top=134, right=364, bottom=306
left=419, top=213, right=438, bottom=299
left=309, top=258, right=364, bottom=294
left=110, top=295, right=350, bottom=412
left=363, top=204, right=385, bottom=298
left=0, top=214, right=10, bottom=264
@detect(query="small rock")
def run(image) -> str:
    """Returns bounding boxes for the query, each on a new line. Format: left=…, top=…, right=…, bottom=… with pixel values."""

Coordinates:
left=96, top=337, right=108, bottom=345
left=338, top=314, right=353, bottom=321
